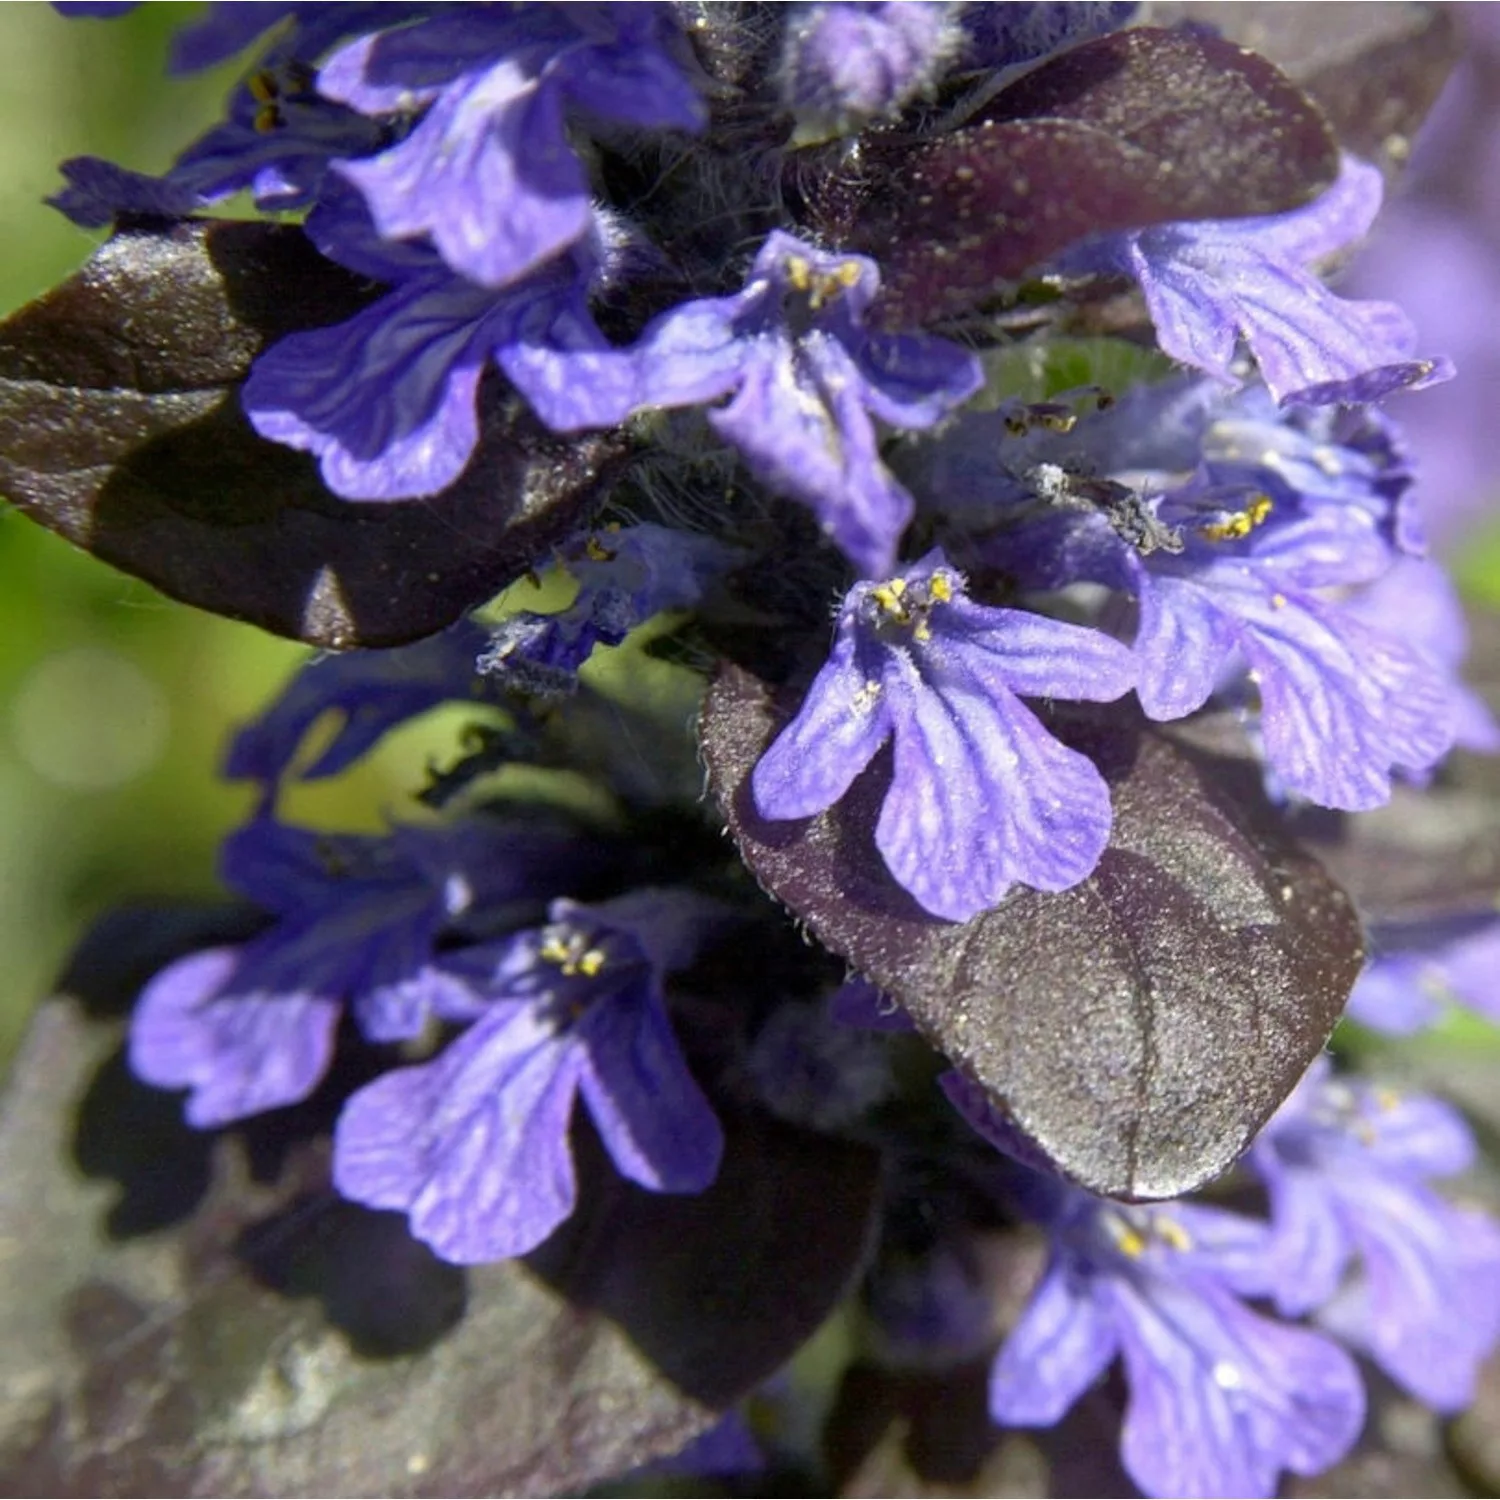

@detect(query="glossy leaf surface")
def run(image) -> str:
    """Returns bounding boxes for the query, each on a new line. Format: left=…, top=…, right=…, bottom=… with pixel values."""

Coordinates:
left=702, top=666, right=1364, bottom=1201
left=0, top=220, right=625, bottom=648
left=829, top=26, right=1340, bottom=326
left=1156, top=2, right=1458, bottom=176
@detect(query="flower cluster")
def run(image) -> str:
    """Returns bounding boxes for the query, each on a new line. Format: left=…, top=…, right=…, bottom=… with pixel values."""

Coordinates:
left=27, top=3, right=1500, bottom=1495
left=937, top=1055, right=1500, bottom=1497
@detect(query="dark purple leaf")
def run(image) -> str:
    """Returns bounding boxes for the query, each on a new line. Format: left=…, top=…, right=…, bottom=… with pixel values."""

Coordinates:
left=526, top=1109, right=880, bottom=1411
left=826, top=26, right=1339, bottom=326
left=0, top=220, right=628, bottom=649
left=700, top=666, right=1363, bottom=1201
left=1154, top=3, right=1459, bottom=176
left=0, top=990, right=878, bottom=1496
left=826, top=1362, right=1135, bottom=1499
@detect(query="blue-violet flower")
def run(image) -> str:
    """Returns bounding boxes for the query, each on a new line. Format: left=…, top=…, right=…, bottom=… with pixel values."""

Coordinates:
left=1251, top=1059, right=1500, bottom=1411
left=751, top=549, right=1136, bottom=921
left=332, top=889, right=725, bottom=1262
left=628, top=231, right=982, bottom=577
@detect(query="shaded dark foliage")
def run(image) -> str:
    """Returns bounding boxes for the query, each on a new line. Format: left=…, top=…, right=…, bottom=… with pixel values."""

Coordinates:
left=0, top=221, right=627, bottom=648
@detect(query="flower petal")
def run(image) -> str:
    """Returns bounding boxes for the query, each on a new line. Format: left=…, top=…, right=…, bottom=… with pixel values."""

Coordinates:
left=990, top=1258, right=1119, bottom=1425
left=877, top=647, right=1115, bottom=919
left=337, top=57, right=589, bottom=289
left=1113, top=1276, right=1364, bottom=1499
left=752, top=627, right=893, bottom=821
left=333, top=1005, right=585, bottom=1263
left=242, top=277, right=491, bottom=501
left=577, top=983, right=724, bottom=1193
left=129, top=947, right=339, bottom=1128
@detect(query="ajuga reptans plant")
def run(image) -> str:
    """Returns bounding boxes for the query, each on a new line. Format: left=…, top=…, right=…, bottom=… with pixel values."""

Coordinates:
left=3, top=4, right=1500, bottom=1496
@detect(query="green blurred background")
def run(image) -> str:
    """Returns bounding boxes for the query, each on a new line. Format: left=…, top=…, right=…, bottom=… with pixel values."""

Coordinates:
left=0, top=5, right=471, bottom=1068
left=5, top=4, right=1500, bottom=1082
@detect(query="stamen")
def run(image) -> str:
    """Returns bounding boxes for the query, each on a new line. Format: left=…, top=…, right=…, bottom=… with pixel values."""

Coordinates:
left=540, top=929, right=609, bottom=978
left=1199, top=493, right=1273, bottom=541
left=1154, top=1216, right=1194, bottom=1252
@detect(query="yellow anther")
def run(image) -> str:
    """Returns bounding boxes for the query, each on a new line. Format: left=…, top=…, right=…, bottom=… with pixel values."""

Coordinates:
left=584, top=534, right=617, bottom=562
left=785, top=256, right=812, bottom=293
left=1374, top=1087, right=1402, bottom=1112
left=1038, top=411, right=1077, bottom=433
left=248, top=69, right=279, bottom=103
left=1271, top=592, right=1287, bottom=609
left=929, top=572, right=953, bottom=604
left=872, top=578, right=910, bottom=618
left=1200, top=516, right=1245, bottom=541
left=1199, top=494, right=1274, bottom=542
left=1116, top=1227, right=1147, bottom=1259
left=254, top=103, right=283, bottom=134
left=1155, top=1217, right=1194, bottom=1252
left=540, top=930, right=609, bottom=977
left=835, top=260, right=862, bottom=289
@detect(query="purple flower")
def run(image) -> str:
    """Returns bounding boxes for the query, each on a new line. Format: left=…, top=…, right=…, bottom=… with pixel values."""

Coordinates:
left=55, top=67, right=387, bottom=225
left=129, top=816, right=585, bottom=1126
left=478, top=523, right=744, bottom=693
left=52, top=3, right=141, bottom=16
left=1055, top=155, right=1452, bottom=406
left=319, top=4, right=704, bottom=289
left=225, top=620, right=496, bottom=798
left=938, top=381, right=1459, bottom=809
left=994, top=1198, right=1364, bottom=1498
left=332, top=890, right=725, bottom=1263
left=628, top=232, right=982, bottom=577
left=241, top=200, right=640, bottom=501
left=50, top=13, right=405, bottom=226
left=1251, top=1060, right=1500, bottom=1412
left=1121, top=505, right=1451, bottom=809
left=48, top=158, right=209, bottom=229
left=950, top=1078, right=1364, bottom=1499
left=131, top=947, right=342, bottom=1132
left=778, top=2, right=961, bottom=144
left=1343, top=555, right=1500, bottom=757
left=1347, top=202, right=1500, bottom=547
left=157, top=4, right=409, bottom=75
left=751, top=549, right=1136, bottom=921
left=1348, top=918, right=1500, bottom=1034
left=1345, top=948, right=1451, bottom=1036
